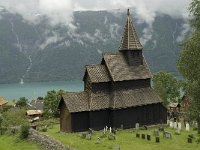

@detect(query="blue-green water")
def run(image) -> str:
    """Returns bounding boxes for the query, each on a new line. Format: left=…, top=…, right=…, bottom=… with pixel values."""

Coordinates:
left=0, top=80, right=83, bottom=100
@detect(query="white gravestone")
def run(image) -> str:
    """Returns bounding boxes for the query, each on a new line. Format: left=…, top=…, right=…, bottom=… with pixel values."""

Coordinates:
left=186, top=123, right=190, bottom=131
left=109, top=127, right=112, bottom=133
left=167, top=120, right=170, bottom=125
left=170, top=121, right=173, bottom=128
left=103, top=127, right=106, bottom=134
left=135, top=123, right=139, bottom=130
left=178, top=122, right=182, bottom=130
left=174, top=122, right=177, bottom=129
left=106, top=126, right=108, bottom=132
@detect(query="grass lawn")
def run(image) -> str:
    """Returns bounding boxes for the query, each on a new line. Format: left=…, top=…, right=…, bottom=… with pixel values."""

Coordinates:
left=0, top=135, right=41, bottom=150
left=44, top=124, right=200, bottom=150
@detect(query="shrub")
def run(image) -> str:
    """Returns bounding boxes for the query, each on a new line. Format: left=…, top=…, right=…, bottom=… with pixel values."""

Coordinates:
left=20, top=125, right=29, bottom=139
left=41, top=125, right=47, bottom=132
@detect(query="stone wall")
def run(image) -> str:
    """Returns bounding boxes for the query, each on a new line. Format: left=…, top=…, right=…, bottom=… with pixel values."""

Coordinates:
left=28, top=129, right=72, bottom=150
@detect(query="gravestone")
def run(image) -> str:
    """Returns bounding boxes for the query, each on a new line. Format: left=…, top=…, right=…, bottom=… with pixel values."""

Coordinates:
left=142, top=134, right=145, bottom=139
left=86, top=134, right=92, bottom=140
left=80, top=132, right=87, bottom=139
left=156, top=137, right=160, bottom=143
left=106, top=126, right=108, bottom=132
left=120, top=124, right=124, bottom=130
left=114, top=145, right=120, bottom=150
left=147, top=134, right=151, bottom=141
left=163, top=131, right=172, bottom=138
left=167, top=120, right=170, bottom=125
left=103, top=127, right=106, bottom=134
left=188, top=137, right=192, bottom=143
left=159, top=127, right=164, bottom=132
left=143, top=125, right=148, bottom=130
left=136, top=133, right=140, bottom=138
left=178, top=122, right=182, bottom=130
left=170, top=121, right=173, bottom=128
left=188, top=134, right=195, bottom=139
left=110, top=127, right=112, bottom=133
left=154, top=129, right=159, bottom=137
left=112, top=128, right=116, bottom=135
left=135, top=123, right=139, bottom=131
left=186, top=123, right=190, bottom=131
left=96, top=137, right=101, bottom=144
left=108, top=134, right=116, bottom=140
left=174, top=122, right=177, bottom=129
left=89, top=128, right=94, bottom=134
left=175, top=129, right=180, bottom=135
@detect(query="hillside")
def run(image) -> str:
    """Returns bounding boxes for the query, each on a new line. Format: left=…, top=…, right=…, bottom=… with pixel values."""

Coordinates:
left=0, top=10, right=189, bottom=83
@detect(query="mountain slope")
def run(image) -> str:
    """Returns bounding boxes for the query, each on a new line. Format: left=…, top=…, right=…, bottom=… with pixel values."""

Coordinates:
left=0, top=10, right=188, bottom=83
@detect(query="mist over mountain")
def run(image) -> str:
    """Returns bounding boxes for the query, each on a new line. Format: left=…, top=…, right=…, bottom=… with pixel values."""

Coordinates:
left=0, top=9, right=189, bottom=83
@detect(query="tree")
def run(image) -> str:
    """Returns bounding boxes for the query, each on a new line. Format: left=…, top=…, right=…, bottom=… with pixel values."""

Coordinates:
left=16, top=97, right=28, bottom=107
left=2, top=108, right=28, bottom=128
left=153, top=71, right=181, bottom=106
left=43, top=89, right=65, bottom=118
left=177, top=0, right=200, bottom=133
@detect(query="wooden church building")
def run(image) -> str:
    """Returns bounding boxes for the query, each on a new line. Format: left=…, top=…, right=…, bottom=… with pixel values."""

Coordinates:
left=58, top=9, right=167, bottom=132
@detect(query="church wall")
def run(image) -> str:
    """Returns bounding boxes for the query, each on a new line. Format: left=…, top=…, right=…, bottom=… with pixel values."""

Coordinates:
left=91, top=82, right=111, bottom=93
left=84, top=72, right=92, bottom=92
left=89, top=110, right=110, bottom=130
left=111, top=104, right=167, bottom=129
left=114, top=79, right=151, bottom=91
left=122, top=50, right=143, bottom=66
left=59, top=100, right=72, bottom=132
left=71, top=111, right=89, bottom=132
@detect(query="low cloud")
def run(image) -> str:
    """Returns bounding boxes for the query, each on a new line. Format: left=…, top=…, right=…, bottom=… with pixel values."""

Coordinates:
left=0, top=0, right=191, bottom=49
left=40, top=31, right=64, bottom=49
left=109, top=23, right=121, bottom=39
left=176, top=23, right=191, bottom=42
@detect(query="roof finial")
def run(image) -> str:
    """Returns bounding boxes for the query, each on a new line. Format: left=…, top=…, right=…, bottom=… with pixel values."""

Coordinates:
left=127, top=9, right=130, bottom=16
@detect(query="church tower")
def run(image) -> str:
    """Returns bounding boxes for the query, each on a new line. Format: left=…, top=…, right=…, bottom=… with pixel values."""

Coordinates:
left=119, top=9, right=143, bottom=66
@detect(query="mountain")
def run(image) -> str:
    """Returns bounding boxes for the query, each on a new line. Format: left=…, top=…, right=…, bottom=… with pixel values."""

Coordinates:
left=0, top=10, right=188, bottom=84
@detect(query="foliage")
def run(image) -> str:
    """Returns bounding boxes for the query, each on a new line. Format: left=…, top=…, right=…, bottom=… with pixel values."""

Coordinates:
left=0, top=114, right=3, bottom=129
left=20, top=125, right=29, bottom=139
left=43, top=89, right=65, bottom=118
left=16, top=97, right=28, bottom=107
left=177, top=0, right=200, bottom=134
left=37, top=97, right=44, bottom=100
left=153, top=71, right=181, bottom=106
left=2, top=108, right=28, bottom=128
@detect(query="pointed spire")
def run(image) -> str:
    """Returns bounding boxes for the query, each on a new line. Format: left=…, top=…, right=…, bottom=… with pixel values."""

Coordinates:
left=119, top=9, right=142, bottom=51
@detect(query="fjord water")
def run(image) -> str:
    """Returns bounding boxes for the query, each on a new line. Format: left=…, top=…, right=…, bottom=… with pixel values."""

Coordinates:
left=0, top=80, right=83, bottom=100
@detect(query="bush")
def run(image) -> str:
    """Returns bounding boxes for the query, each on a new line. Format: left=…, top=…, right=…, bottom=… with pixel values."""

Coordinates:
left=20, top=125, right=29, bottom=139
left=41, top=126, right=48, bottom=132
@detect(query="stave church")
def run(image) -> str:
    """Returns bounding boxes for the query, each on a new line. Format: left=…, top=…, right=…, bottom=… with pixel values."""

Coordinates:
left=58, top=9, right=167, bottom=132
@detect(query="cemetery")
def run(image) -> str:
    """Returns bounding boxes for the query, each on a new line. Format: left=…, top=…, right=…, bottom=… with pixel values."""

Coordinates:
left=41, top=122, right=200, bottom=150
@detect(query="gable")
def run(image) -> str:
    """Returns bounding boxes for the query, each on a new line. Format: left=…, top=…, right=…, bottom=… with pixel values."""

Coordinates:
left=62, top=92, right=89, bottom=113
left=85, top=64, right=111, bottom=83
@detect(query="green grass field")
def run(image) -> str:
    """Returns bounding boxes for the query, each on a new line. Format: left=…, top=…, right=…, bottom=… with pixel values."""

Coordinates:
left=0, top=135, right=41, bottom=150
left=44, top=124, right=200, bottom=150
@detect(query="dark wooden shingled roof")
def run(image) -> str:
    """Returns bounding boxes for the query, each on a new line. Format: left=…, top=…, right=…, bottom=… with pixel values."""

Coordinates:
left=62, top=87, right=162, bottom=112
left=62, top=92, right=89, bottom=113
left=112, top=87, right=162, bottom=109
left=90, top=92, right=111, bottom=111
left=119, top=9, right=142, bottom=51
left=103, top=53, right=152, bottom=81
left=85, top=65, right=111, bottom=83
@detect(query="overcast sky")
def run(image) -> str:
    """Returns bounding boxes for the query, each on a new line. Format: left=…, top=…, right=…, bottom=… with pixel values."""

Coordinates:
left=0, top=0, right=191, bottom=26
